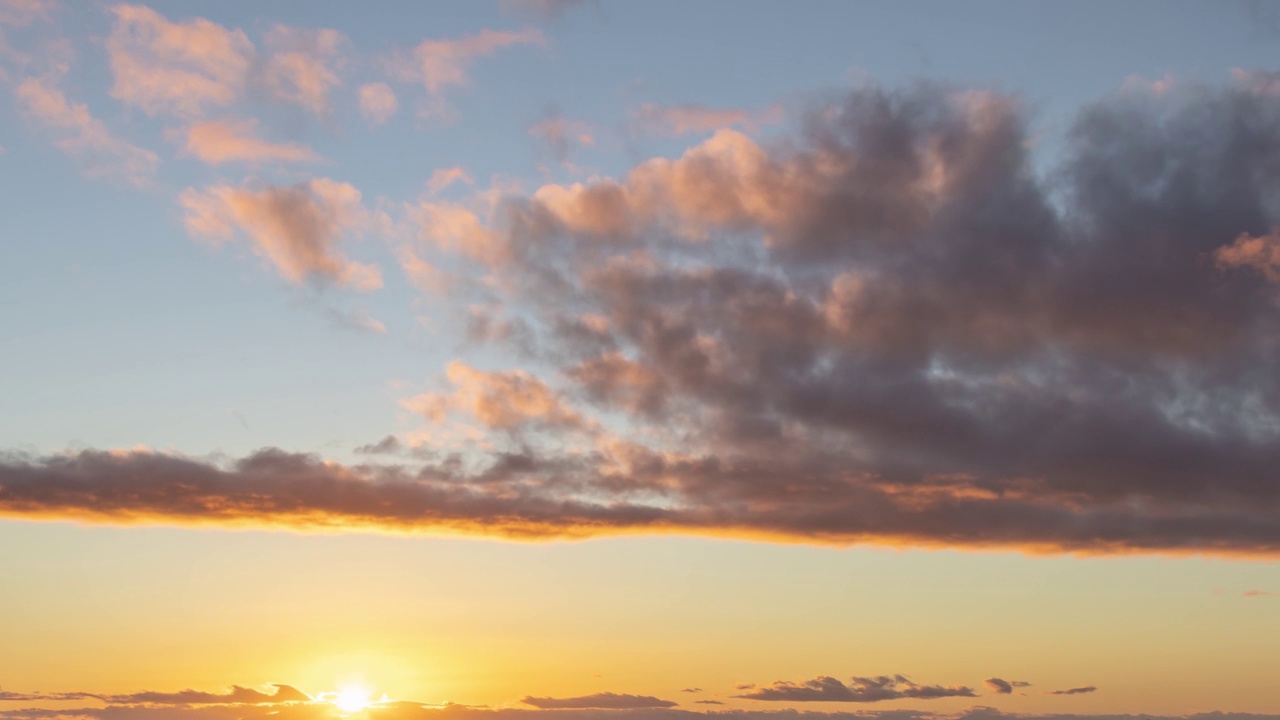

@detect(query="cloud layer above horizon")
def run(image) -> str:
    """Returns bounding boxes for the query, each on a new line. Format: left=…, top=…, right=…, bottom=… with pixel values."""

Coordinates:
left=5, top=3, right=1280, bottom=557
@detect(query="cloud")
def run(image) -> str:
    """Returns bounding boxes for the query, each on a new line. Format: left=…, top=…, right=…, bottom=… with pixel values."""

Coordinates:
left=106, top=4, right=253, bottom=117
left=0, top=0, right=54, bottom=26
left=735, top=676, right=975, bottom=703
left=260, top=25, right=347, bottom=115
left=0, top=685, right=308, bottom=705
left=180, top=178, right=381, bottom=290
left=630, top=103, right=783, bottom=136
left=500, top=0, right=592, bottom=21
left=401, top=361, right=587, bottom=431
left=1243, top=589, right=1280, bottom=597
left=529, top=111, right=594, bottom=164
left=679, top=690, right=701, bottom=694
left=1048, top=687, right=1097, bottom=696
left=14, top=75, right=158, bottom=185
left=183, top=118, right=318, bottom=165
left=692, top=701, right=723, bottom=705
left=981, top=680, right=1028, bottom=695
left=354, top=435, right=403, bottom=455
left=395, top=28, right=544, bottom=97
left=521, top=694, right=677, bottom=710
left=1216, top=228, right=1280, bottom=282
left=359, top=82, right=399, bottom=125
left=427, top=167, right=474, bottom=195
left=8, top=79, right=1280, bottom=556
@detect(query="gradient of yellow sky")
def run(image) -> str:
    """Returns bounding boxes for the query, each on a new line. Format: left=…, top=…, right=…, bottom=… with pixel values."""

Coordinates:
left=1, top=521, right=1277, bottom=715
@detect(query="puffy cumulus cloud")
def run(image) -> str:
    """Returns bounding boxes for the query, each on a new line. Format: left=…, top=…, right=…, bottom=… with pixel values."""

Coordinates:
left=180, top=178, right=381, bottom=290
left=1047, top=687, right=1097, bottom=696
left=981, top=680, right=1029, bottom=696
left=14, top=75, right=158, bottom=185
left=9, top=79, right=1280, bottom=557
left=630, top=103, right=784, bottom=137
left=260, top=25, right=347, bottom=115
left=182, top=118, right=317, bottom=165
left=521, top=695, right=676, bottom=710
left=106, top=4, right=253, bottom=117
left=735, top=676, right=975, bottom=703
left=402, top=361, right=588, bottom=432
left=359, top=82, right=399, bottom=126
left=393, top=28, right=544, bottom=97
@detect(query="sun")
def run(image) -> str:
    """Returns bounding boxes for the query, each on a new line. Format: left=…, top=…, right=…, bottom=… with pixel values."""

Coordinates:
left=332, top=684, right=372, bottom=713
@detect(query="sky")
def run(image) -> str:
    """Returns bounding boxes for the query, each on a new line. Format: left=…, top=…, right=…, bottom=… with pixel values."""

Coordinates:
left=3, top=0, right=1280, bottom=718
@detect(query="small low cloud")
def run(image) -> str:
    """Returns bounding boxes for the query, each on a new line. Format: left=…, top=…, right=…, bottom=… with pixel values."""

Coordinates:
left=680, top=689, right=702, bottom=694
left=736, top=676, right=975, bottom=703
left=982, top=679, right=1030, bottom=695
left=358, top=82, right=398, bottom=126
left=1244, top=589, right=1280, bottom=598
left=183, top=118, right=317, bottom=165
left=1049, top=686, right=1097, bottom=696
left=693, top=700, right=724, bottom=705
left=521, top=693, right=677, bottom=710
left=354, top=435, right=403, bottom=455
left=0, top=685, right=308, bottom=706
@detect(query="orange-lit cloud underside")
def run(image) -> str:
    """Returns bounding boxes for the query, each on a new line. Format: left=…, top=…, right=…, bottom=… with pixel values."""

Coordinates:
left=2, top=448, right=1279, bottom=558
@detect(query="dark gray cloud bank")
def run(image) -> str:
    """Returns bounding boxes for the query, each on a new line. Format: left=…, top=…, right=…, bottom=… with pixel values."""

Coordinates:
left=5, top=74, right=1280, bottom=555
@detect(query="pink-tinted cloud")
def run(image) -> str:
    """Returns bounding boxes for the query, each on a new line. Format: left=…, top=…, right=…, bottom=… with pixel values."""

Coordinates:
left=183, top=118, right=317, bottom=165
left=427, top=167, right=474, bottom=195
left=1216, top=228, right=1280, bottom=282
left=630, top=102, right=783, bottom=136
left=397, top=28, right=545, bottom=96
left=261, top=25, right=346, bottom=115
left=402, top=361, right=586, bottom=431
left=106, top=4, right=253, bottom=117
left=0, top=0, right=54, bottom=26
left=359, top=82, right=399, bottom=125
left=14, top=75, right=158, bottom=185
left=180, top=178, right=381, bottom=290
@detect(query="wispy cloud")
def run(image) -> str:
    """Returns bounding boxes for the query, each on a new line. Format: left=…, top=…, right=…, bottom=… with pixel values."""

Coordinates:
left=358, top=82, right=399, bottom=126
left=392, top=28, right=544, bottom=97
left=14, top=74, right=158, bottom=185
left=1048, top=687, right=1097, bottom=696
left=182, top=118, right=318, bottom=165
left=180, top=178, right=381, bottom=291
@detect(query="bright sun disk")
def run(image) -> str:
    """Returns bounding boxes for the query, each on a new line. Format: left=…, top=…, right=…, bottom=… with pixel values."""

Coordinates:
left=333, top=685, right=372, bottom=713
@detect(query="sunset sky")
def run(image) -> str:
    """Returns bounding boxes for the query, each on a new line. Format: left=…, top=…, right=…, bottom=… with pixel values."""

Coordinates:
left=3, top=1, right=1280, bottom=718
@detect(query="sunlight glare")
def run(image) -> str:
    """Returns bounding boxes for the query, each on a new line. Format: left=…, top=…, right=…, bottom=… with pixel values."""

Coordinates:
left=333, top=685, right=372, bottom=713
